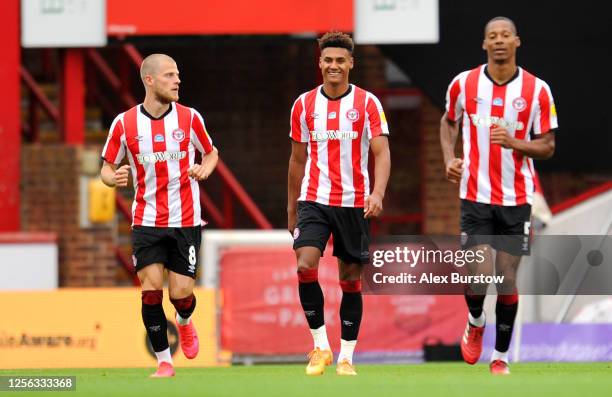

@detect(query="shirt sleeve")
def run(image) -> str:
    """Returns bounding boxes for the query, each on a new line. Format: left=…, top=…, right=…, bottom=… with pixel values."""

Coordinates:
left=289, top=96, right=309, bottom=142
left=445, top=73, right=464, bottom=122
left=532, top=81, right=558, bottom=135
left=191, top=108, right=214, bottom=154
left=101, top=115, right=126, bottom=164
left=365, top=93, right=390, bottom=140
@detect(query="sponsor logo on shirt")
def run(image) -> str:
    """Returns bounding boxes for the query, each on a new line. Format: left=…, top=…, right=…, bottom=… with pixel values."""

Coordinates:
left=154, top=134, right=165, bottom=142
left=492, top=97, right=504, bottom=106
left=136, top=151, right=187, bottom=164
left=310, top=130, right=358, bottom=141
left=328, top=111, right=337, bottom=119
left=469, top=114, right=524, bottom=131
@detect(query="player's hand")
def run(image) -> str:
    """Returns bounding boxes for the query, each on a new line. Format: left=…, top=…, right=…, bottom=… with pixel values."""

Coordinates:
left=113, top=165, right=130, bottom=187
left=287, top=207, right=297, bottom=235
left=189, top=164, right=211, bottom=181
left=490, top=126, right=515, bottom=149
left=364, top=192, right=384, bottom=219
left=445, top=158, right=463, bottom=183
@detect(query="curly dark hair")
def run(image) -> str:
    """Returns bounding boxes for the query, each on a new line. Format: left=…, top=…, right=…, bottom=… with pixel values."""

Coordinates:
left=318, top=31, right=354, bottom=54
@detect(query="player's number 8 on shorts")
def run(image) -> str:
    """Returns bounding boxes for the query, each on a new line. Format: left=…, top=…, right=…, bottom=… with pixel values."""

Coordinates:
left=188, top=245, right=196, bottom=266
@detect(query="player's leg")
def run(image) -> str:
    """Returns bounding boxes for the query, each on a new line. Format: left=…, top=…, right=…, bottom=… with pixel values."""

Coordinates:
left=138, top=264, right=174, bottom=377
left=168, top=271, right=198, bottom=359
left=459, top=200, right=495, bottom=365
left=489, top=204, right=531, bottom=375
left=335, top=259, right=362, bottom=376
left=293, top=201, right=332, bottom=375
left=133, top=226, right=174, bottom=377
left=490, top=250, right=520, bottom=375
left=167, top=226, right=201, bottom=359
left=330, top=206, right=369, bottom=376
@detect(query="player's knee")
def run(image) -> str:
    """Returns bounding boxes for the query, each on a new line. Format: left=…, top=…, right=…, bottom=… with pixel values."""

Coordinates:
left=138, top=269, right=164, bottom=291
left=142, top=289, right=163, bottom=305
left=496, top=276, right=517, bottom=295
left=296, top=256, right=318, bottom=273
left=170, top=285, right=193, bottom=300
left=338, top=263, right=362, bottom=282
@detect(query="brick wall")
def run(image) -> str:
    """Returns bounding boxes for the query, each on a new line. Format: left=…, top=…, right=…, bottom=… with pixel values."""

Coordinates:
left=21, top=145, right=116, bottom=286
left=421, top=97, right=461, bottom=235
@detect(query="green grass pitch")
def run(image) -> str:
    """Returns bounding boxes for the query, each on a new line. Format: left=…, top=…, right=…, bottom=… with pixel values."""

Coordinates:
left=2, top=363, right=611, bottom=396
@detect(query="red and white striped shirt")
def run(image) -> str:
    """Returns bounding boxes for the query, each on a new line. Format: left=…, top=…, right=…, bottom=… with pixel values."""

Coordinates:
left=290, top=84, right=390, bottom=208
left=446, top=65, right=558, bottom=206
left=102, top=103, right=214, bottom=227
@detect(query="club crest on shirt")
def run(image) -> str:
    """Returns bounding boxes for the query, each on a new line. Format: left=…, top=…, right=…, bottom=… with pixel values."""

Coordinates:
left=154, top=134, right=165, bottom=142
left=172, top=128, right=185, bottom=142
left=346, top=108, right=360, bottom=122
left=513, top=97, right=527, bottom=112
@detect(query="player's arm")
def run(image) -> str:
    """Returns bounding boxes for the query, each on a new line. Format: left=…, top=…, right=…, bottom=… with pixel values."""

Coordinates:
left=440, top=112, right=463, bottom=183
left=189, top=108, right=219, bottom=180
left=287, top=140, right=307, bottom=233
left=490, top=128, right=555, bottom=159
left=100, top=115, right=127, bottom=187
left=364, top=136, right=390, bottom=219
left=189, top=146, right=219, bottom=181
left=100, top=161, right=130, bottom=187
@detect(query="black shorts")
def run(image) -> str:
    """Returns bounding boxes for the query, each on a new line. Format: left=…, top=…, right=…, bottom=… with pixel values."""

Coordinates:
left=132, top=226, right=201, bottom=278
left=292, top=201, right=370, bottom=265
left=460, top=199, right=532, bottom=256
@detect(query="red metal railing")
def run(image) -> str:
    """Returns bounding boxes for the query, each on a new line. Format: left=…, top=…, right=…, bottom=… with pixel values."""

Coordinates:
left=214, top=161, right=273, bottom=229
left=85, top=49, right=137, bottom=109
left=20, top=67, right=60, bottom=141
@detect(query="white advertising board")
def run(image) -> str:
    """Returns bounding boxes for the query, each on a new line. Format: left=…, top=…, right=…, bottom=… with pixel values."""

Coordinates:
left=21, top=0, right=106, bottom=47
